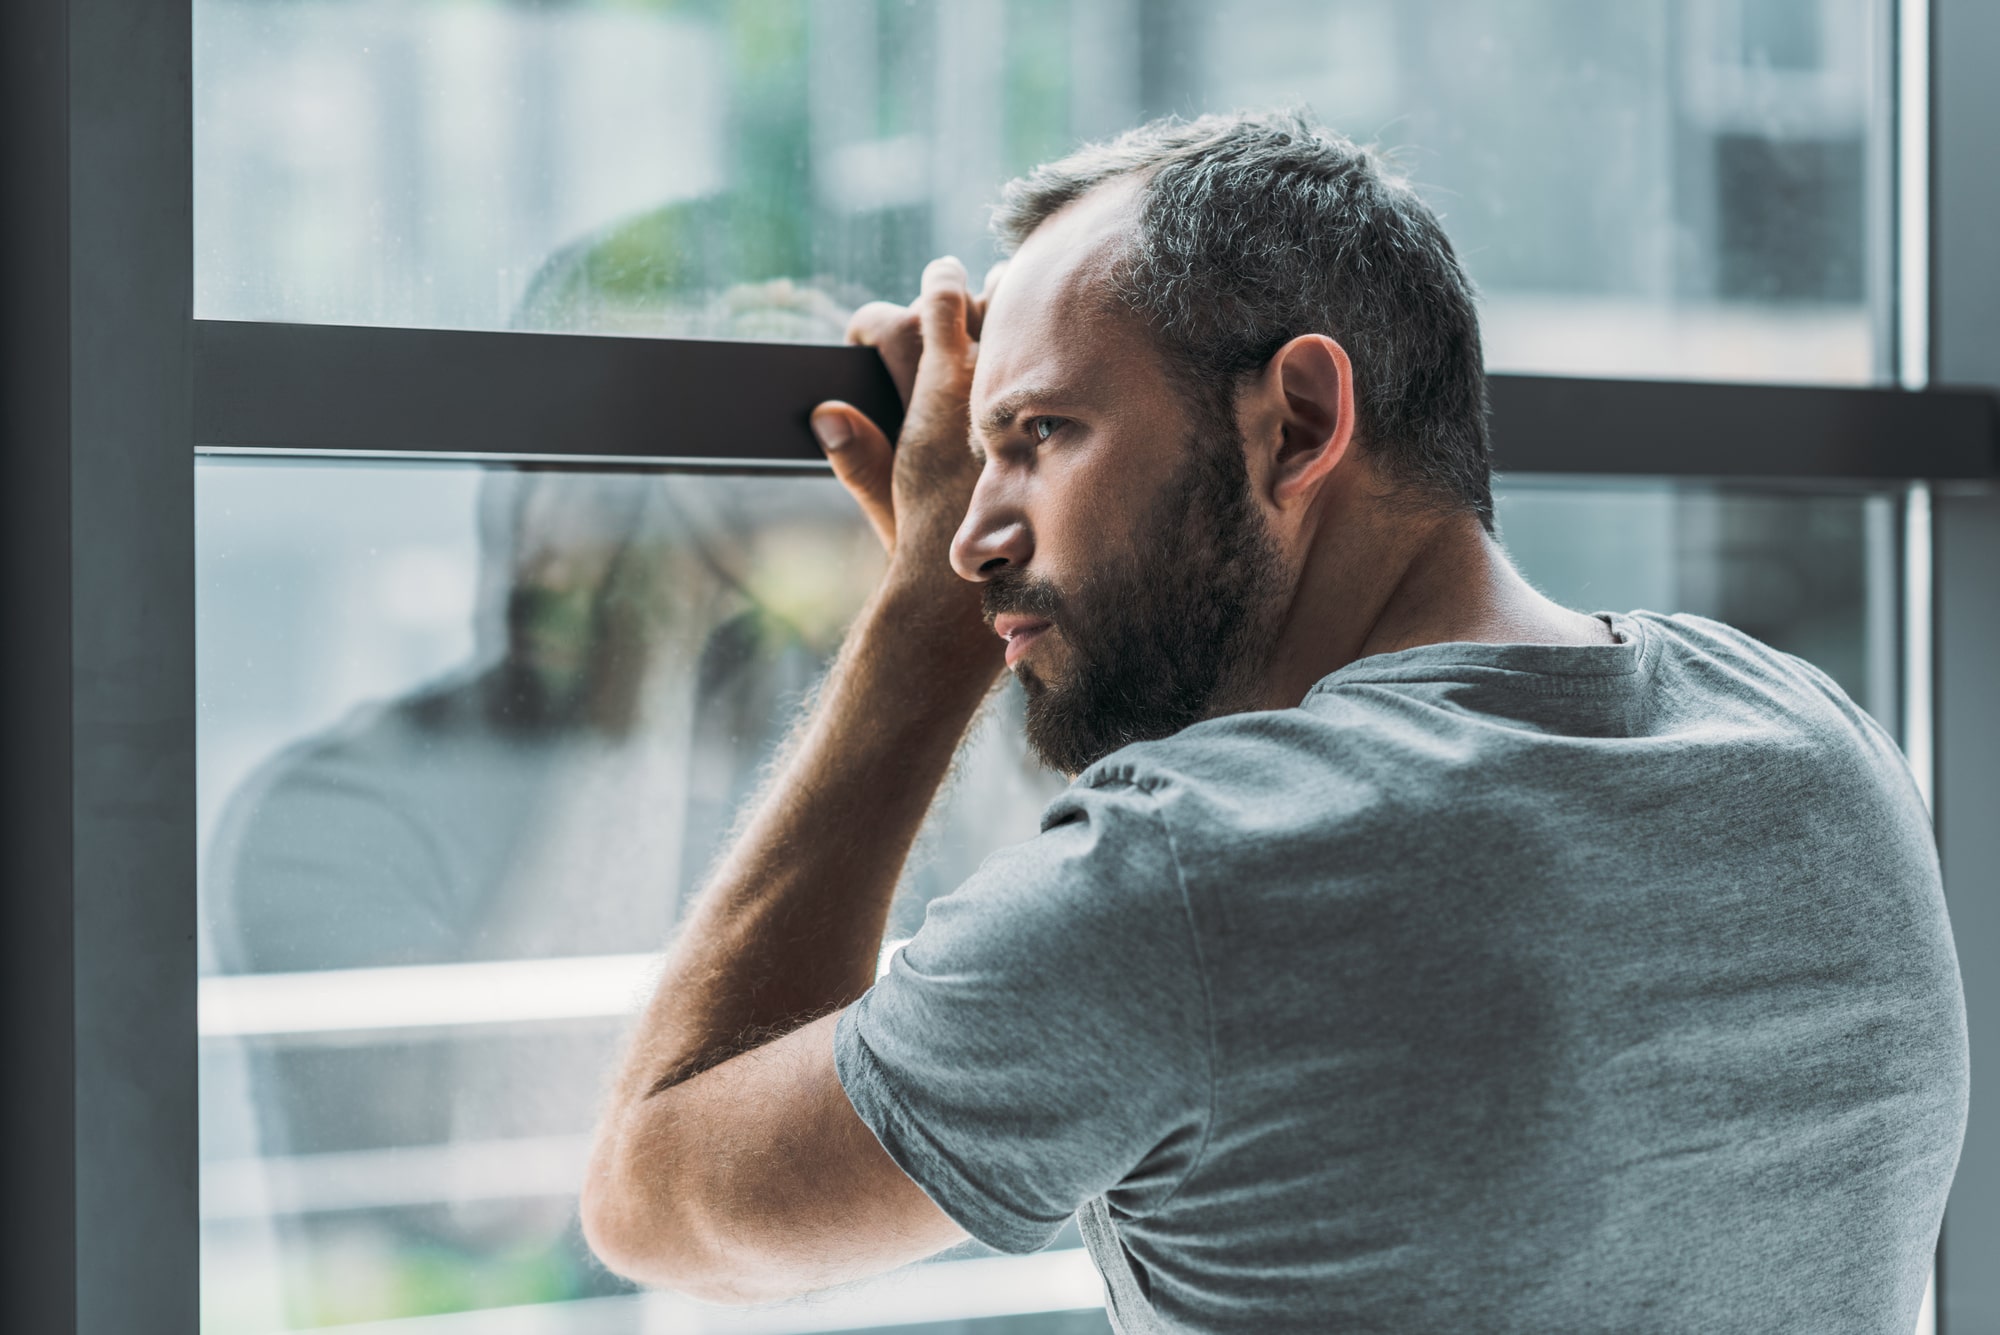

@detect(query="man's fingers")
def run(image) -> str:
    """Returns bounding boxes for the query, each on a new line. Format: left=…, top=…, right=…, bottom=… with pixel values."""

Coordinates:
left=844, top=300, right=907, bottom=346
left=915, top=256, right=973, bottom=352
left=845, top=301, right=921, bottom=404
left=845, top=256, right=985, bottom=408
left=811, top=403, right=898, bottom=552
left=967, top=261, right=1008, bottom=342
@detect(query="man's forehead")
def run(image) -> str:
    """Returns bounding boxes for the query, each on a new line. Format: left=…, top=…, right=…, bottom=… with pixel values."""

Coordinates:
left=977, top=180, right=1147, bottom=404
left=990, top=181, right=1139, bottom=323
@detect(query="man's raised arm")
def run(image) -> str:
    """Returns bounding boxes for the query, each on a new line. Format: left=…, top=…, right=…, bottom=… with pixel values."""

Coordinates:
left=579, top=257, right=1006, bottom=1301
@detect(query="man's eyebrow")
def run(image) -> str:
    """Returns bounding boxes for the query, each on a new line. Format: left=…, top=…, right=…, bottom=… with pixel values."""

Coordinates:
left=977, top=386, right=1065, bottom=439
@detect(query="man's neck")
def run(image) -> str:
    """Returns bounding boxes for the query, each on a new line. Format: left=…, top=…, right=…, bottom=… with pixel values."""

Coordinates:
left=1255, top=506, right=1613, bottom=710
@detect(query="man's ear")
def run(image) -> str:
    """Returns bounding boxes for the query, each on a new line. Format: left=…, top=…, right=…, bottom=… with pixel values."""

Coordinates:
left=1258, top=334, right=1356, bottom=507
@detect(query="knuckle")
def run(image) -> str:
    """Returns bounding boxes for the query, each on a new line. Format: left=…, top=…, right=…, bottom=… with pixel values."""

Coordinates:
left=845, top=301, right=909, bottom=345
left=831, top=450, right=886, bottom=491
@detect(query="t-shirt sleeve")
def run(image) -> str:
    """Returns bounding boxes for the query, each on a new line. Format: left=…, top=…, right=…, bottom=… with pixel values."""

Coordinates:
left=834, top=776, right=1213, bottom=1254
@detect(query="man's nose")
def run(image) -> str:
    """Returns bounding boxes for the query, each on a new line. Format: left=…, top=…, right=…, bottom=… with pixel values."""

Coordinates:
left=949, top=483, right=1033, bottom=582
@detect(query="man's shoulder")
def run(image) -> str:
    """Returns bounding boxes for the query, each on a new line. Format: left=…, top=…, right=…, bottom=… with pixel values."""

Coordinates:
left=1626, top=610, right=1912, bottom=767
left=1062, top=702, right=1397, bottom=852
left=1623, top=609, right=1860, bottom=710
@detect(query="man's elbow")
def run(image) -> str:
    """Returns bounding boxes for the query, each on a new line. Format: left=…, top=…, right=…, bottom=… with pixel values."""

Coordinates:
left=579, top=1151, right=780, bottom=1304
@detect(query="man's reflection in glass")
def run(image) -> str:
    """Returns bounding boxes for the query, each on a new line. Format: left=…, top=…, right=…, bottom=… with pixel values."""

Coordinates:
left=206, top=468, right=841, bottom=1308
left=217, top=472, right=740, bottom=970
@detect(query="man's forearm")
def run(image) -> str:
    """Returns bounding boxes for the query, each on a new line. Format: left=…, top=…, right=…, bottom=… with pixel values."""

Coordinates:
left=605, top=574, right=1000, bottom=1107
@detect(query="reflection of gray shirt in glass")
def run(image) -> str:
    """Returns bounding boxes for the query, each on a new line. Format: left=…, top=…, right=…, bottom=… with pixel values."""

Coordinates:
left=837, top=612, right=1966, bottom=1334
left=210, top=617, right=807, bottom=978
left=204, top=614, right=820, bottom=1179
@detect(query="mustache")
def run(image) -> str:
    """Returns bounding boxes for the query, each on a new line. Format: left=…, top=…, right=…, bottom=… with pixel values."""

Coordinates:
left=981, top=568, right=1066, bottom=628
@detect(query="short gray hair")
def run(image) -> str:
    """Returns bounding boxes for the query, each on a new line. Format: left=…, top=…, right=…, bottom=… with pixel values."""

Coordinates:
left=993, top=110, right=1493, bottom=530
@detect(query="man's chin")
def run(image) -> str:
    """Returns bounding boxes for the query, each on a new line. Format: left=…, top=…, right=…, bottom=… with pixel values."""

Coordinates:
left=1017, top=675, right=1117, bottom=776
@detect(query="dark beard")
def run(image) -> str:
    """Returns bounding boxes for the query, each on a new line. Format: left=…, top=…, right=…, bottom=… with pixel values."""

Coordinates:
left=985, top=431, right=1284, bottom=775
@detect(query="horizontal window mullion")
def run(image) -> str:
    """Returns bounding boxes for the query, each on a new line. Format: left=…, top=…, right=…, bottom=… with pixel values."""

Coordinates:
left=194, top=320, right=1997, bottom=481
left=193, top=320, right=905, bottom=466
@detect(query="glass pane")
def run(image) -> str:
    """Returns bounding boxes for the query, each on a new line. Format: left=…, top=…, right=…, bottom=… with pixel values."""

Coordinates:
left=195, top=0, right=1890, bottom=383
left=198, top=458, right=1903, bottom=1333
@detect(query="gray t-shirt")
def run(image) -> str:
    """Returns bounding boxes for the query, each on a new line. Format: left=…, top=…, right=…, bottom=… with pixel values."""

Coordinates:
left=835, top=612, right=1967, bottom=1333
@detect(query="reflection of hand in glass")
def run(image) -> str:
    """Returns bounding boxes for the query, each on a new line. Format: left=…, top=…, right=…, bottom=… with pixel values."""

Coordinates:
left=694, top=277, right=855, bottom=343
left=514, top=193, right=862, bottom=344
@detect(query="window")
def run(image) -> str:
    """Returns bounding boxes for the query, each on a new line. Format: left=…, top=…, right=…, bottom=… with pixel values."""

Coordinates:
left=168, top=2, right=1974, bottom=1333
left=197, top=0, right=1891, bottom=382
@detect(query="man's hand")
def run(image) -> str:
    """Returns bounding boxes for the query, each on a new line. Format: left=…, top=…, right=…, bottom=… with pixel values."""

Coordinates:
left=810, top=256, right=1002, bottom=596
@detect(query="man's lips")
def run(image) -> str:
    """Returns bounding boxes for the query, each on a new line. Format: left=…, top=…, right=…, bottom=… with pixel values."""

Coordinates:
left=992, top=613, right=1053, bottom=667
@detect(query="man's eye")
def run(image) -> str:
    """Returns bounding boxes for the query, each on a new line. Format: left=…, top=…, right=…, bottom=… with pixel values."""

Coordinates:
left=1031, top=417, right=1059, bottom=442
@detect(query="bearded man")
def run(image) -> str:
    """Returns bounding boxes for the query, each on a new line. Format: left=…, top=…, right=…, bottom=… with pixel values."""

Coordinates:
left=579, top=113, right=1966, bottom=1333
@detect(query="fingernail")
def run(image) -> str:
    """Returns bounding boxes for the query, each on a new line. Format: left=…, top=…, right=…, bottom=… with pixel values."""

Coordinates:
left=811, top=411, right=852, bottom=452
